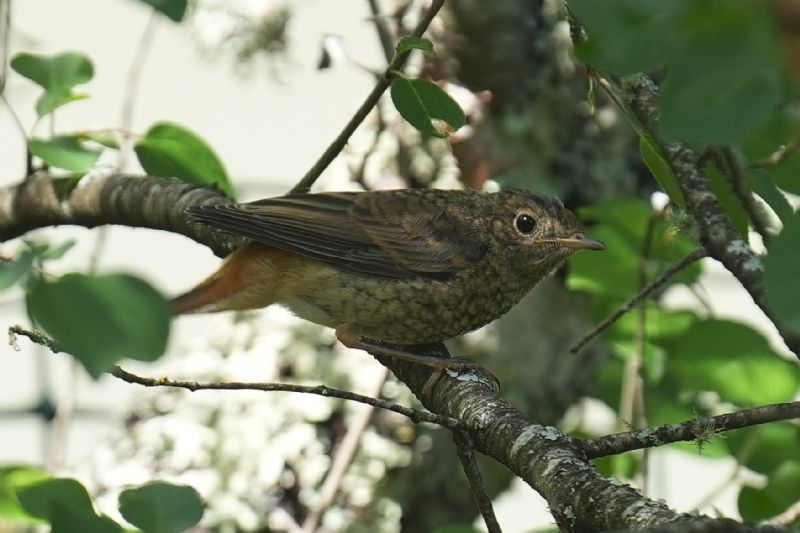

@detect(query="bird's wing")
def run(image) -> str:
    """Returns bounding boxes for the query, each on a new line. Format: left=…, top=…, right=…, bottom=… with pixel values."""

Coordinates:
left=186, top=190, right=489, bottom=279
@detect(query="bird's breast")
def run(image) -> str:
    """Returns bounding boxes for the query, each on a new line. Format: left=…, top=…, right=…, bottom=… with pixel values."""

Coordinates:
left=276, top=256, right=535, bottom=345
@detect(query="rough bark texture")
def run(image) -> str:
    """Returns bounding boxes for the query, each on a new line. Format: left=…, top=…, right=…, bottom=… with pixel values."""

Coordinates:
left=0, top=172, right=242, bottom=256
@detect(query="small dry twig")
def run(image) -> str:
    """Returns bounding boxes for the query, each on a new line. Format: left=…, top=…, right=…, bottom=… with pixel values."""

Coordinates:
left=290, top=0, right=446, bottom=193
left=453, top=431, right=503, bottom=533
left=580, top=401, right=800, bottom=458
left=570, top=249, right=708, bottom=353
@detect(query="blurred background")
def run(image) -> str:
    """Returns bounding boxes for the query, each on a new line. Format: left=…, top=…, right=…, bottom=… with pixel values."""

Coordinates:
left=0, top=1, right=796, bottom=531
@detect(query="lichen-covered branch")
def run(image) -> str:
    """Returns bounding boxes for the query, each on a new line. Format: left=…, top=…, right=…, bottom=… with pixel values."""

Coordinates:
left=0, top=171, right=243, bottom=256
left=624, top=76, right=800, bottom=357
left=581, top=401, right=800, bottom=459
left=384, top=358, right=788, bottom=532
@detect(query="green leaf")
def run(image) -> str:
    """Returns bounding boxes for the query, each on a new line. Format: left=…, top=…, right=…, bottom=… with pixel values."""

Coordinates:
left=726, top=423, right=800, bottom=475
left=743, top=111, right=800, bottom=195
left=390, top=78, right=466, bottom=138
left=610, top=338, right=667, bottom=384
left=135, top=0, right=188, bottom=22
left=658, top=1, right=782, bottom=143
left=593, top=452, right=639, bottom=481
left=28, top=136, right=102, bottom=173
left=395, top=36, right=434, bottom=56
left=739, top=461, right=800, bottom=522
left=35, top=240, right=77, bottom=261
left=10, top=52, right=93, bottom=91
left=608, top=308, right=696, bottom=343
left=706, top=161, right=750, bottom=240
left=639, top=137, right=685, bottom=207
left=431, top=526, right=481, bottom=533
left=119, top=482, right=204, bottom=533
left=0, top=467, right=50, bottom=523
left=746, top=169, right=794, bottom=223
left=11, top=52, right=94, bottom=117
left=568, top=199, right=701, bottom=299
left=16, top=478, right=95, bottom=521
left=27, top=274, right=171, bottom=379
left=571, top=0, right=686, bottom=75
left=51, top=503, right=123, bottom=533
left=663, top=319, right=800, bottom=406
left=81, top=132, right=120, bottom=150
left=765, top=211, right=800, bottom=336
left=36, top=91, right=90, bottom=118
left=135, top=122, right=235, bottom=198
left=0, top=250, right=34, bottom=291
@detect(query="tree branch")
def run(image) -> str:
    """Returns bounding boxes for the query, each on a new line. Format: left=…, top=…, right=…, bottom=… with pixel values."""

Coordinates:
left=109, top=366, right=460, bottom=429
left=581, top=401, right=800, bottom=459
left=453, top=431, right=502, bottom=533
left=716, top=148, right=772, bottom=247
left=0, top=171, right=242, bottom=256
left=623, top=75, right=800, bottom=357
left=381, top=357, right=789, bottom=532
left=289, top=0, right=446, bottom=194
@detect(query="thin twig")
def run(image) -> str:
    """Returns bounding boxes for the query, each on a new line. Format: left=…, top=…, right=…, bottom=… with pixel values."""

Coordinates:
left=580, top=401, right=800, bottom=458
left=111, top=366, right=461, bottom=428
left=749, top=136, right=800, bottom=169
left=624, top=74, right=800, bottom=357
left=7, top=325, right=461, bottom=428
left=302, top=367, right=389, bottom=532
left=768, top=498, right=800, bottom=526
left=0, top=93, right=34, bottom=176
left=48, top=359, right=78, bottom=470
left=9, top=325, right=62, bottom=353
left=366, top=0, right=396, bottom=62
left=118, top=12, right=159, bottom=169
left=635, top=214, right=659, bottom=493
left=693, top=430, right=758, bottom=511
left=570, top=249, right=708, bottom=353
left=350, top=109, right=386, bottom=189
left=717, top=148, right=772, bottom=247
left=289, top=0, right=446, bottom=194
left=453, top=431, right=503, bottom=533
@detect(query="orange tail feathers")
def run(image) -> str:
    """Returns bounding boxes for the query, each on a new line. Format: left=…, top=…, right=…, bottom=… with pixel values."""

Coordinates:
left=171, top=242, right=285, bottom=315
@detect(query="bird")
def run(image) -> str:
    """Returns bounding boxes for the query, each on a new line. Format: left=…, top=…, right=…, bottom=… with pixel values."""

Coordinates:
left=173, top=188, right=604, bottom=369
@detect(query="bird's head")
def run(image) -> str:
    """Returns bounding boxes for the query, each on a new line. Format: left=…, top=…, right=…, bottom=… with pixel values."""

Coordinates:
left=490, top=190, right=605, bottom=280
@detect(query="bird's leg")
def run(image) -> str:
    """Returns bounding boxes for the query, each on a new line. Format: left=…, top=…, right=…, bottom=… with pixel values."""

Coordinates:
left=335, top=326, right=499, bottom=399
left=335, top=326, right=482, bottom=370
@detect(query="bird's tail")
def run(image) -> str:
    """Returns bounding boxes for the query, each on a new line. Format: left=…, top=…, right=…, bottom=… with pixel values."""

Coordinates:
left=171, top=271, right=236, bottom=315
left=171, top=242, right=281, bottom=315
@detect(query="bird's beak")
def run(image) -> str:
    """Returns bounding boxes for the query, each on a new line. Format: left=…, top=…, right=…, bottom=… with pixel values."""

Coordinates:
left=554, top=233, right=606, bottom=251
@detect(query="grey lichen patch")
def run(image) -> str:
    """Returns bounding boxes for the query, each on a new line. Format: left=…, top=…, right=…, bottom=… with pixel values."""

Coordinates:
left=562, top=504, right=576, bottom=525
left=635, top=426, right=664, bottom=447
left=726, top=239, right=751, bottom=256
left=621, top=498, right=671, bottom=524
left=510, top=424, right=547, bottom=457
left=743, top=255, right=763, bottom=272
left=542, top=425, right=561, bottom=441
left=621, top=499, right=652, bottom=523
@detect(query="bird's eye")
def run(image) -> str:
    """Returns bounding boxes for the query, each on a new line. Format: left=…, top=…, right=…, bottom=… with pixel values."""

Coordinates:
left=515, top=214, right=536, bottom=235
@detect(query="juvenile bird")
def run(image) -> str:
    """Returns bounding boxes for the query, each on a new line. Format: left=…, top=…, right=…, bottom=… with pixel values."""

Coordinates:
left=174, top=188, right=604, bottom=367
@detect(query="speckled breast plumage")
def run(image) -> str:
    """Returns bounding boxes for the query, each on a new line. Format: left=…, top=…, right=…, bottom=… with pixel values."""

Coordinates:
left=280, top=253, right=536, bottom=345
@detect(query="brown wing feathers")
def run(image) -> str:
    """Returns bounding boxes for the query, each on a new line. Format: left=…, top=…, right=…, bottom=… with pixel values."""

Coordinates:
left=186, top=191, right=488, bottom=280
